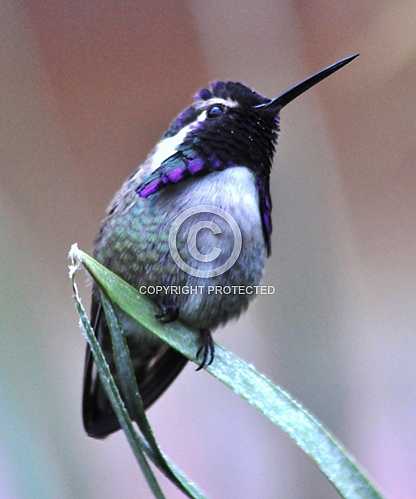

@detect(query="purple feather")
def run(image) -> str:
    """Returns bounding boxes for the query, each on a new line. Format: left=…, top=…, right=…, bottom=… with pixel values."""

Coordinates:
left=137, top=178, right=162, bottom=198
left=195, top=88, right=211, bottom=100
left=264, top=193, right=272, bottom=210
left=263, top=211, right=272, bottom=234
left=209, top=154, right=222, bottom=169
left=187, top=158, right=204, bottom=174
left=166, top=166, right=186, bottom=183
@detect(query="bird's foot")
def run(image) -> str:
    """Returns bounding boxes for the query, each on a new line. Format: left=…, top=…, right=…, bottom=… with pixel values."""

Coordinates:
left=196, top=329, right=215, bottom=371
left=155, top=304, right=179, bottom=323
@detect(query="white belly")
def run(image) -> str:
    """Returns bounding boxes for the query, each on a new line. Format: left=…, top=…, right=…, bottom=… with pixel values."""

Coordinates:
left=156, top=166, right=267, bottom=328
left=158, top=166, right=264, bottom=247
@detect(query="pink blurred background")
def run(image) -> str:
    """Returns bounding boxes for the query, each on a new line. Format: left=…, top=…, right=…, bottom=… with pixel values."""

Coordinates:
left=1, top=1, right=415, bottom=498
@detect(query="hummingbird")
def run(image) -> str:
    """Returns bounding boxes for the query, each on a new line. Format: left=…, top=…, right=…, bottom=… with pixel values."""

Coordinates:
left=83, top=54, right=358, bottom=438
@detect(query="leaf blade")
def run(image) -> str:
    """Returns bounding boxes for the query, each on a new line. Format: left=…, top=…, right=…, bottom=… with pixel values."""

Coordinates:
left=75, top=246, right=384, bottom=499
left=69, top=249, right=206, bottom=499
left=70, top=269, right=166, bottom=498
left=99, top=290, right=205, bottom=499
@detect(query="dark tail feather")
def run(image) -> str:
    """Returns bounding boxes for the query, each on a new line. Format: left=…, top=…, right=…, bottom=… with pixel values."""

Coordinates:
left=137, top=345, right=188, bottom=410
left=82, top=297, right=187, bottom=439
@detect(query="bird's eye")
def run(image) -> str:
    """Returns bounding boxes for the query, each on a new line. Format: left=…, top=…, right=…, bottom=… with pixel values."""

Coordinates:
left=207, top=104, right=225, bottom=119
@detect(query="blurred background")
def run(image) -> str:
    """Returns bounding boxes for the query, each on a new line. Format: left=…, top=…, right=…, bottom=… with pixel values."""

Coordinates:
left=1, top=1, right=415, bottom=498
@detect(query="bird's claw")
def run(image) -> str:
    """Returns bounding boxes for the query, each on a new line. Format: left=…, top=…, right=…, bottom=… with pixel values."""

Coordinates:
left=196, top=329, right=215, bottom=371
left=155, top=304, right=179, bottom=323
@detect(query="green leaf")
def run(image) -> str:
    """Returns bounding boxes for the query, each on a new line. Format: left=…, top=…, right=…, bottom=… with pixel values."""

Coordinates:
left=71, top=245, right=385, bottom=499
left=70, top=269, right=166, bottom=498
left=99, top=290, right=205, bottom=499
left=69, top=250, right=206, bottom=499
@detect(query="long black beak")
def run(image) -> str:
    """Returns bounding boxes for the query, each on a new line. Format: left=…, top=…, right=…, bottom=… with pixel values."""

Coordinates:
left=254, top=53, right=359, bottom=114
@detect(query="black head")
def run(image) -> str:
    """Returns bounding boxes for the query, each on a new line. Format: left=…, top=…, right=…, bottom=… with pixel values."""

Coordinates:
left=163, top=80, right=279, bottom=177
left=161, top=54, right=359, bottom=179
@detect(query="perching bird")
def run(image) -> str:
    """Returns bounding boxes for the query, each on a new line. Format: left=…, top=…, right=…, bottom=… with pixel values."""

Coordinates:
left=83, top=54, right=358, bottom=438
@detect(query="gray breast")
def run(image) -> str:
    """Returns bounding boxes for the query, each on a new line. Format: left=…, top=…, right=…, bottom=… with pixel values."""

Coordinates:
left=153, top=166, right=267, bottom=329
